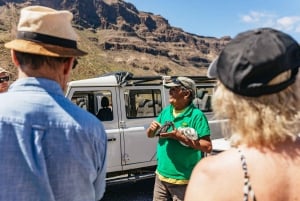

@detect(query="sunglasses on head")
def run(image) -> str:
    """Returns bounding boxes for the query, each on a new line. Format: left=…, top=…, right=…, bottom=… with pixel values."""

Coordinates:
left=171, top=78, right=183, bottom=86
left=171, top=78, right=189, bottom=91
left=0, top=76, right=9, bottom=83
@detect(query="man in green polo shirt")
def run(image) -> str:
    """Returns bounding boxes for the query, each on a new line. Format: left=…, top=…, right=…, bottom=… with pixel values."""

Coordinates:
left=147, top=76, right=212, bottom=201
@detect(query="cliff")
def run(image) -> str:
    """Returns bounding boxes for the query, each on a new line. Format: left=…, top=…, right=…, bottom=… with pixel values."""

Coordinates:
left=0, top=0, right=230, bottom=80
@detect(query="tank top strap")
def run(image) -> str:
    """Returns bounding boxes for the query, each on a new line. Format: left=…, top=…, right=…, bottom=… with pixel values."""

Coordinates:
left=237, top=148, right=257, bottom=201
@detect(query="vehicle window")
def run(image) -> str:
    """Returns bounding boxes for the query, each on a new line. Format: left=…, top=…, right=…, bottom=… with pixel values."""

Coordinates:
left=71, top=90, right=113, bottom=121
left=125, top=89, right=162, bottom=119
left=193, top=86, right=214, bottom=112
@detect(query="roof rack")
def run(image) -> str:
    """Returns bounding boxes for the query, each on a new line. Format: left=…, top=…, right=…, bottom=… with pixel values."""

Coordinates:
left=99, top=71, right=216, bottom=86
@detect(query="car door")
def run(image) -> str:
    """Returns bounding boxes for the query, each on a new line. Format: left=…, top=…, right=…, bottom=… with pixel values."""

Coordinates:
left=66, top=86, right=123, bottom=173
left=118, top=85, right=163, bottom=167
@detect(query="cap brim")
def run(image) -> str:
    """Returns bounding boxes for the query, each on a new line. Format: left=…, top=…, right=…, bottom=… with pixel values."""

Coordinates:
left=5, top=39, right=87, bottom=57
left=164, top=83, right=180, bottom=88
left=207, top=57, right=218, bottom=78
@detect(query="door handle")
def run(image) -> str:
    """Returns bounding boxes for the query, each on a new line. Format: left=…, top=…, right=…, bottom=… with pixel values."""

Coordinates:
left=107, top=138, right=116, bottom=142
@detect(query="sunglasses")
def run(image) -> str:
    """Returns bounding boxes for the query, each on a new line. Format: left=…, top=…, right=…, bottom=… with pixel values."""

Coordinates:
left=72, top=59, right=78, bottom=69
left=171, top=78, right=184, bottom=86
left=0, top=76, right=9, bottom=83
left=170, top=78, right=189, bottom=91
left=154, top=121, right=175, bottom=136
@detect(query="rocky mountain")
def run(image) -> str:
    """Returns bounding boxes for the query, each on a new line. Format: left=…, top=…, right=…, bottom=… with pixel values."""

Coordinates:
left=0, top=0, right=230, bottom=80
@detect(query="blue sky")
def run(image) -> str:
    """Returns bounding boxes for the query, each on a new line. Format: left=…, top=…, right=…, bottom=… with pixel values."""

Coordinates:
left=125, top=0, right=300, bottom=42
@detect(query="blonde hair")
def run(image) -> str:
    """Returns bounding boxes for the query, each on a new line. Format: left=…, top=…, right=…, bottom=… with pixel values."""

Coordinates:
left=212, top=71, right=300, bottom=147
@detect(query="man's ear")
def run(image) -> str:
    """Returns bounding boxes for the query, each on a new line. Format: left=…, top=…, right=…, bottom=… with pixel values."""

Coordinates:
left=63, top=57, right=73, bottom=75
left=11, top=50, right=20, bottom=67
left=183, top=90, right=191, bottom=98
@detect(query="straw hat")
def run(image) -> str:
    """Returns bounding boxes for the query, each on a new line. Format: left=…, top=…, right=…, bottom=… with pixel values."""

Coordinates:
left=5, top=6, right=87, bottom=57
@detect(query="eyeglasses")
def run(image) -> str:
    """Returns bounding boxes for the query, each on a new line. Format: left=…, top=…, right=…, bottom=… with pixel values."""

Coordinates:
left=72, top=59, right=78, bottom=69
left=0, top=76, right=9, bottom=83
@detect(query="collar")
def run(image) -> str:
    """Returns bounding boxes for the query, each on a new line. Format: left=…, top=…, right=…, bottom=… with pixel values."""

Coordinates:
left=8, top=77, right=64, bottom=96
left=170, top=103, right=195, bottom=118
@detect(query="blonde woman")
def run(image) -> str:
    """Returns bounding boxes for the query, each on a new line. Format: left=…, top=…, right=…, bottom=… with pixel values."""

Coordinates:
left=185, top=28, right=300, bottom=201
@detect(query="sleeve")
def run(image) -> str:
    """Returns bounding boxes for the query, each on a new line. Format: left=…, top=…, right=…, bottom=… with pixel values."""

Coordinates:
left=156, top=108, right=164, bottom=124
left=193, top=112, right=210, bottom=138
left=93, top=125, right=108, bottom=200
left=156, top=105, right=169, bottom=124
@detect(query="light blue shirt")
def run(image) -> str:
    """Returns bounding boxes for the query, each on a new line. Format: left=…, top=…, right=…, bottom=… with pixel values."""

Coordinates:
left=0, top=78, right=107, bottom=201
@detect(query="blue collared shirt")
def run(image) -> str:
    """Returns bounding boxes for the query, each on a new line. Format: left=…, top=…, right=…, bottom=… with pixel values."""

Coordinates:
left=0, top=78, right=107, bottom=201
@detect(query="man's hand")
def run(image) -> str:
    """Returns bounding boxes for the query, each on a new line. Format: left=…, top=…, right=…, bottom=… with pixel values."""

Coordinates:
left=159, top=129, right=181, bottom=139
left=146, top=121, right=161, bottom=138
left=160, top=130, right=212, bottom=153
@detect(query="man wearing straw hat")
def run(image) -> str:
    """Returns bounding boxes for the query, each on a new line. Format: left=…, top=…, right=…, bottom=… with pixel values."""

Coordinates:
left=0, top=6, right=107, bottom=201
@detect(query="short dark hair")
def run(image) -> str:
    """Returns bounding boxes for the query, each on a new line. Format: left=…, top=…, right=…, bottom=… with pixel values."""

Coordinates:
left=14, top=50, right=71, bottom=70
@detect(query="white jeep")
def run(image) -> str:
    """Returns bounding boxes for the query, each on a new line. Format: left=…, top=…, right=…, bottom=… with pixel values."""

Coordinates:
left=65, top=72, right=229, bottom=185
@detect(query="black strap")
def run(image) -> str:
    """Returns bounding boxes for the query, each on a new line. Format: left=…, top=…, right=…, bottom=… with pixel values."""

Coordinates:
left=238, top=149, right=257, bottom=201
left=17, top=31, right=77, bottom=49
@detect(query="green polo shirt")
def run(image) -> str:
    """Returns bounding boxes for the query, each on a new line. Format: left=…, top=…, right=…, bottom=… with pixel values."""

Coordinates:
left=156, top=103, right=210, bottom=180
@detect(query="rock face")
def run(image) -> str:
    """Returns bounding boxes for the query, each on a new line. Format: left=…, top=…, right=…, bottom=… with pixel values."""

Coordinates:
left=74, top=0, right=230, bottom=67
left=0, top=0, right=230, bottom=78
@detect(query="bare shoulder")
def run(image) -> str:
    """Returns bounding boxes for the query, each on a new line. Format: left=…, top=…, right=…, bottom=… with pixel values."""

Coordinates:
left=195, top=149, right=239, bottom=174
left=185, top=149, right=241, bottom=201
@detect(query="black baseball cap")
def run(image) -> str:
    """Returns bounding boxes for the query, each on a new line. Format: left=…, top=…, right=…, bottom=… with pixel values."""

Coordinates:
left=208, top=27, right=300, bottom=97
